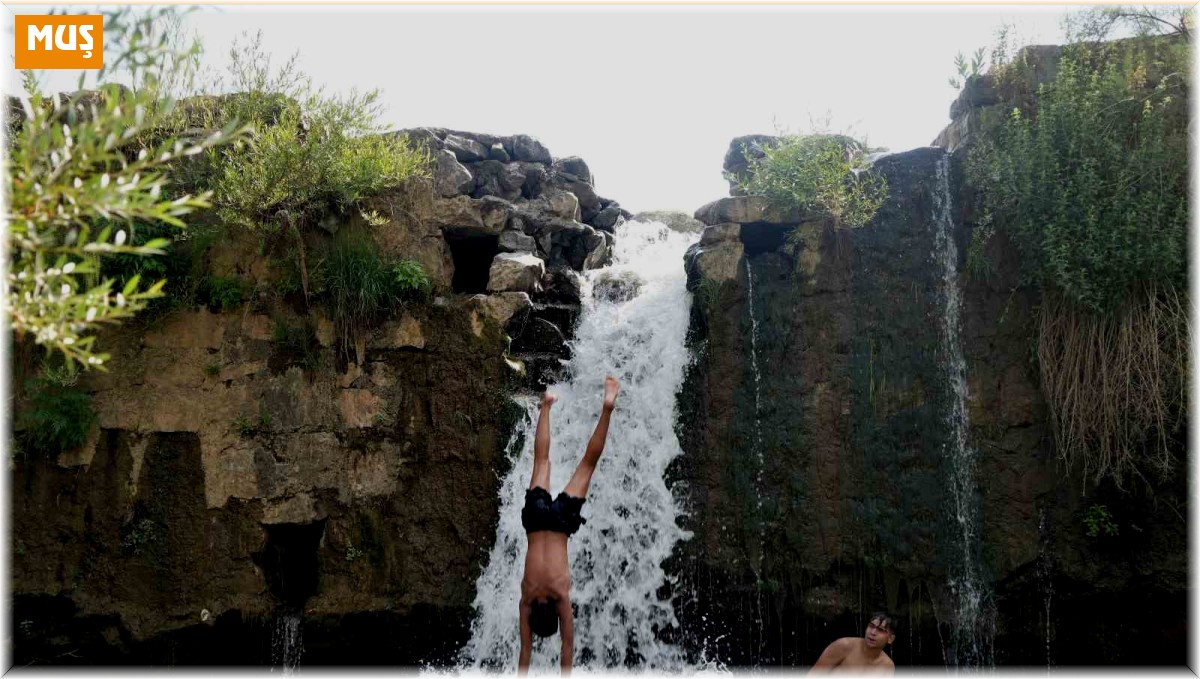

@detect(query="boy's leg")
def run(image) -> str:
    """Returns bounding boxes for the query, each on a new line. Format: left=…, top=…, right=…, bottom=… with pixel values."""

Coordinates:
left=564, top=376, right=619, bottom=499
left=529, top=392, right=556, bottom=490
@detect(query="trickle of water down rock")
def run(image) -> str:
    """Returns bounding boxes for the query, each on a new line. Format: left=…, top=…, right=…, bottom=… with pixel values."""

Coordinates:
left=933, top=154, right=994, bottom=666
left=459, top=220, right=711, bottom=672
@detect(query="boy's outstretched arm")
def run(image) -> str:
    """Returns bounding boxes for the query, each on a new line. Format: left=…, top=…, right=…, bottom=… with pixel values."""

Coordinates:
left=557, top=596, right=574, bottom=675
left=518, top=601, right=532, bottom=675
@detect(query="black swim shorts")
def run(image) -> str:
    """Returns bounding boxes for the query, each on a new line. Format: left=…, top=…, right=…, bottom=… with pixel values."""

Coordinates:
left=521, top=486, right=587, bottom=536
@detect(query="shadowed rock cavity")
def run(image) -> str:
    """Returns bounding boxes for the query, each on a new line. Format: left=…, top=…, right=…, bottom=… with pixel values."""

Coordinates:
left=447, top=235, right=500, bottom=293
left=263, top=520, right=328, bottom=607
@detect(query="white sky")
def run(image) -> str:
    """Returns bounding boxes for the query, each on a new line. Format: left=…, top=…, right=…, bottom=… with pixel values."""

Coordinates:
left=2, top=4, right=1095, bottom=213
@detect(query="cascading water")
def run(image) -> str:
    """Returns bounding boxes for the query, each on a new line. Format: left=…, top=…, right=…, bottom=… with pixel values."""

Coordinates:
left=271, top=612, right=303, bottom=674
left=743, top=259, right=767, bottom=664
left=459, top=219, right=702, bottom=672
left=1037, top=510, right=1054, bottom=671
left=932, top=154, right=993, bottom=666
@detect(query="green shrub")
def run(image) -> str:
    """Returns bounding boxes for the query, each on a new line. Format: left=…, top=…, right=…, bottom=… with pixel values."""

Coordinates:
left=966, top=37, right=1189, bottom=314
left=232, top=408, right=270, bottom=437
left=17, top=376, right=96, bottom=458
left=1082, top=503, right=1119, bottom=538
left=5, top=8, right=245, bottom=370
left=202, top=276, right=248, bottom=313
left=326, top=235, right=396, bottom=357
left=181, top=32, right=431, bottom=235
left=736, top=134, right=888, bottom=230
left=391, top=259, right=432, bottom=302
left=271, top=318, right=324, bottom=372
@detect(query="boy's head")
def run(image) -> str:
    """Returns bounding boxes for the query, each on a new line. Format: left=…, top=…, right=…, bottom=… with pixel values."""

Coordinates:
left=866, top=611, right=898, bottom=649
left=530, top=598, right=560, bottom=638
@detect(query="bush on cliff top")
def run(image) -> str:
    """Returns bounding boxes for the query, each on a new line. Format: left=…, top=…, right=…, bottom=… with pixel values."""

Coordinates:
left=176, top=31, right=431, bottom=235
left=736, top=133, right=888, bottom=230
left=966, top=14, right=1190, bottom=487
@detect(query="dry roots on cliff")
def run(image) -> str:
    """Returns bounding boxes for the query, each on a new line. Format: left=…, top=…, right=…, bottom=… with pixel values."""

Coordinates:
left=1038, top=284, right=1189, bottom=487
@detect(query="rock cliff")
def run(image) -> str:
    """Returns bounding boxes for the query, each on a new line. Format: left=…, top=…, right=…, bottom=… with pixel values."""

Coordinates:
left=9, top=127, right=621, bottom=665
left=668, top=134, right=1187, bottom=665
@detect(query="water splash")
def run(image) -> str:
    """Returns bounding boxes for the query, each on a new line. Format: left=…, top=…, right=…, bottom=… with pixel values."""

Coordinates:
left=932, top=154, right=992, bottom=666
left=459, top=219, right=706, bottom=672
left=271, top=612, right=303, bottom=674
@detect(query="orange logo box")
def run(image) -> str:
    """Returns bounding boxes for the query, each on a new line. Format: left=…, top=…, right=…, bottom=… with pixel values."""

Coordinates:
left=15, top=15, right=104, bottom=70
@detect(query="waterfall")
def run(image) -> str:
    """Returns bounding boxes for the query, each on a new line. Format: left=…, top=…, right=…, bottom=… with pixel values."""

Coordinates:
left=271, top=612, right=303, bottom=674
left=743, top=258, right=767, bottom=663
left=932, top=154, right=992, bottom=666
left=1037, top=510, right=1054, bottom=671
left=459, top=219, right=700, bottom=671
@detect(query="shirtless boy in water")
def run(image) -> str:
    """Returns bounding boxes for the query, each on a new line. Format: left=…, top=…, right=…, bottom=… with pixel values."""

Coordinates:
left=518, top=376, right=619, bottom=676
left=810, top=612, right=897, bottom=674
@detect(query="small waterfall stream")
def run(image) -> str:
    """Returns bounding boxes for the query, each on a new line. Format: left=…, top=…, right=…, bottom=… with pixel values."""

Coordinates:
left=459, top=219, right=700, bottom=671
left=932, top=154, right=992, bottom=666
left=271, top=611, right=303, bottom=674
left=743, top=258, right=767, bottom=664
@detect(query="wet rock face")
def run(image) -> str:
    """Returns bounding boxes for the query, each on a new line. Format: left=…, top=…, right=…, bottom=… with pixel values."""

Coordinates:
left=671, top=140, right=1188, bottom=666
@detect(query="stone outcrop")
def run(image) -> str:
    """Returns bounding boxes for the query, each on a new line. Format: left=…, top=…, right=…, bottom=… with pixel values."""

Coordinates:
left=670, top=136, right=1187, bottom=667
left=9, top=125, right=618, bottom=666
left=933, top=45, right=1064, bottom=152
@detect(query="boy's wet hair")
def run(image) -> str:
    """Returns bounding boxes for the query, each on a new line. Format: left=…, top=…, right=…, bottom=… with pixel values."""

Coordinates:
left=870, top=611, right=898, bottom=637
left=530, top=598, right=559, bottom=638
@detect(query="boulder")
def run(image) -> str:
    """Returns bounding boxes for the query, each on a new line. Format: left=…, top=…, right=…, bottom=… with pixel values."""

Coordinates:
left=519, top=189, right=581, bottom=226
left=428, top=196, right=508, bottom=238
left=590, top=206, right=625, bottom=232
left=433, top=150, right=473, bottom=197
left=694, top=195, right=802, bottom=226
left=428, top=196, right=486, bottom=235
left=684, top=240, right=744, bottom=292
left=633, top=210, right=705, bottom=233
left=534, top=219, right=609, bottom=271
left=510, top=317, right=569, bottom=355
left=723, top=134, right=776, bottom=193
left=700, top=222, right=742, bottom=245
left=489, top=143, right=511, bottom=162
left=949, top=74, right=1001, bottom=119
left=537, top=267, right=583, bottom=305
left=552, top=157, right=593, bottom=186
left=472, top=160, right=527, bottom=202
left=487, top=253, right=545, bottom=293
left=586, top=230, right=613, bottom=270
left=498, top=229, right=537, bottom=254
left=468, top=292, right=533, bottom=337
left=511, top=134, right=552, bottom=163
left=370, top=315, right=425, bottom=350
left=478, top=196, right=514, bottom=233
left=553, top=175, right=602, bottom=222
left=394, top=127, right=442, bottom=155
left=592, top=270, right=644, bottom=303
left=521, top=162, right=548, bottom=198
left=444, top=133, right=489, bottom=162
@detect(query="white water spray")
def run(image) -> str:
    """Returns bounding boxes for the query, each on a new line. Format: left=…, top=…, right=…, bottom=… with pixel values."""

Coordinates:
left=933, top=154, right=991, bottom=665
left=459, top=220, right=701, bottom=672
left=271, top=612, right=303, bottom=674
